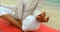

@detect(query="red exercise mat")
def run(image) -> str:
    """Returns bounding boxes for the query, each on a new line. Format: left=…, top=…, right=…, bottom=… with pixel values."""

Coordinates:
left=35, top=24, right=60, bottom=32
left=0, top=18, right=22, bottom=32
left=0, top=18, right=60, bottom=32
left=0, top=25, right=22, bottom=32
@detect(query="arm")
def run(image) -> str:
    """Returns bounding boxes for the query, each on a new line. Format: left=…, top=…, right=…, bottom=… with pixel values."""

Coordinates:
left=0, top=14, right=22, bottom=29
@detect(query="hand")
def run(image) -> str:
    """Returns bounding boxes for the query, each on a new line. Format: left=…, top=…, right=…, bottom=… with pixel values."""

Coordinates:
left=36, top=12, right=49, bottom=22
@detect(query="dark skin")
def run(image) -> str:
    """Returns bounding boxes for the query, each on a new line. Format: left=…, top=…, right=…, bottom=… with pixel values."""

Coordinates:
left=36, top=11, right=49, bottom=22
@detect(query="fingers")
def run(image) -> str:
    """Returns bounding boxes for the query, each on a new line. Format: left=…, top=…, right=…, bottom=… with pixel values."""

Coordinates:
left=38, top=11, right=46, bottom=18
left=45, top=16, right=49, bottom=22
left=36, top=16, right=41, bottom=21
left=41, top=11, right=46, bottom=17
left=41, top=12, right=49, bottom=22
left=37, top=11, right=50, bottom=22
left=36, top=16, right=45, bottom=22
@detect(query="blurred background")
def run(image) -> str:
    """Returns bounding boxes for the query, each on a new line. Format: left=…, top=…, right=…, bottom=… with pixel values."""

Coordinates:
left=1, top=0, right=60, bottom=30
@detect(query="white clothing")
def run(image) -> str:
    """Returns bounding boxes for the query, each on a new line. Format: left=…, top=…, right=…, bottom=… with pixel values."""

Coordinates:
left=0, top=7, right=18, bottom=19
left=1, top=0, right=41, bottom=19
left=0, top=7, right=41, bottom=31
left=0, top=0, right=27, bottom=19
left=22, top=15, right=40, bottom=31
left=0, top=0, right=40, bottom=31
left=0, top=7, right=14, bottom=16
left=23, top=0, right=27, bottom=4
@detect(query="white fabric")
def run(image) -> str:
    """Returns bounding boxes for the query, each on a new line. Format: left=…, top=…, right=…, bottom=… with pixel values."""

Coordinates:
left=0, top=0, right=41, bottom=31
left=33, top=9, right=41, bottom=16
left=23, top=0, right=27, bottom=4
left=22, top=15, right=40, bottom=31
left=23, top=0, right=27, bottom=11
left=0, top=7, right=41, bottom=31
left=0, top=7, right=15, bottom=17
